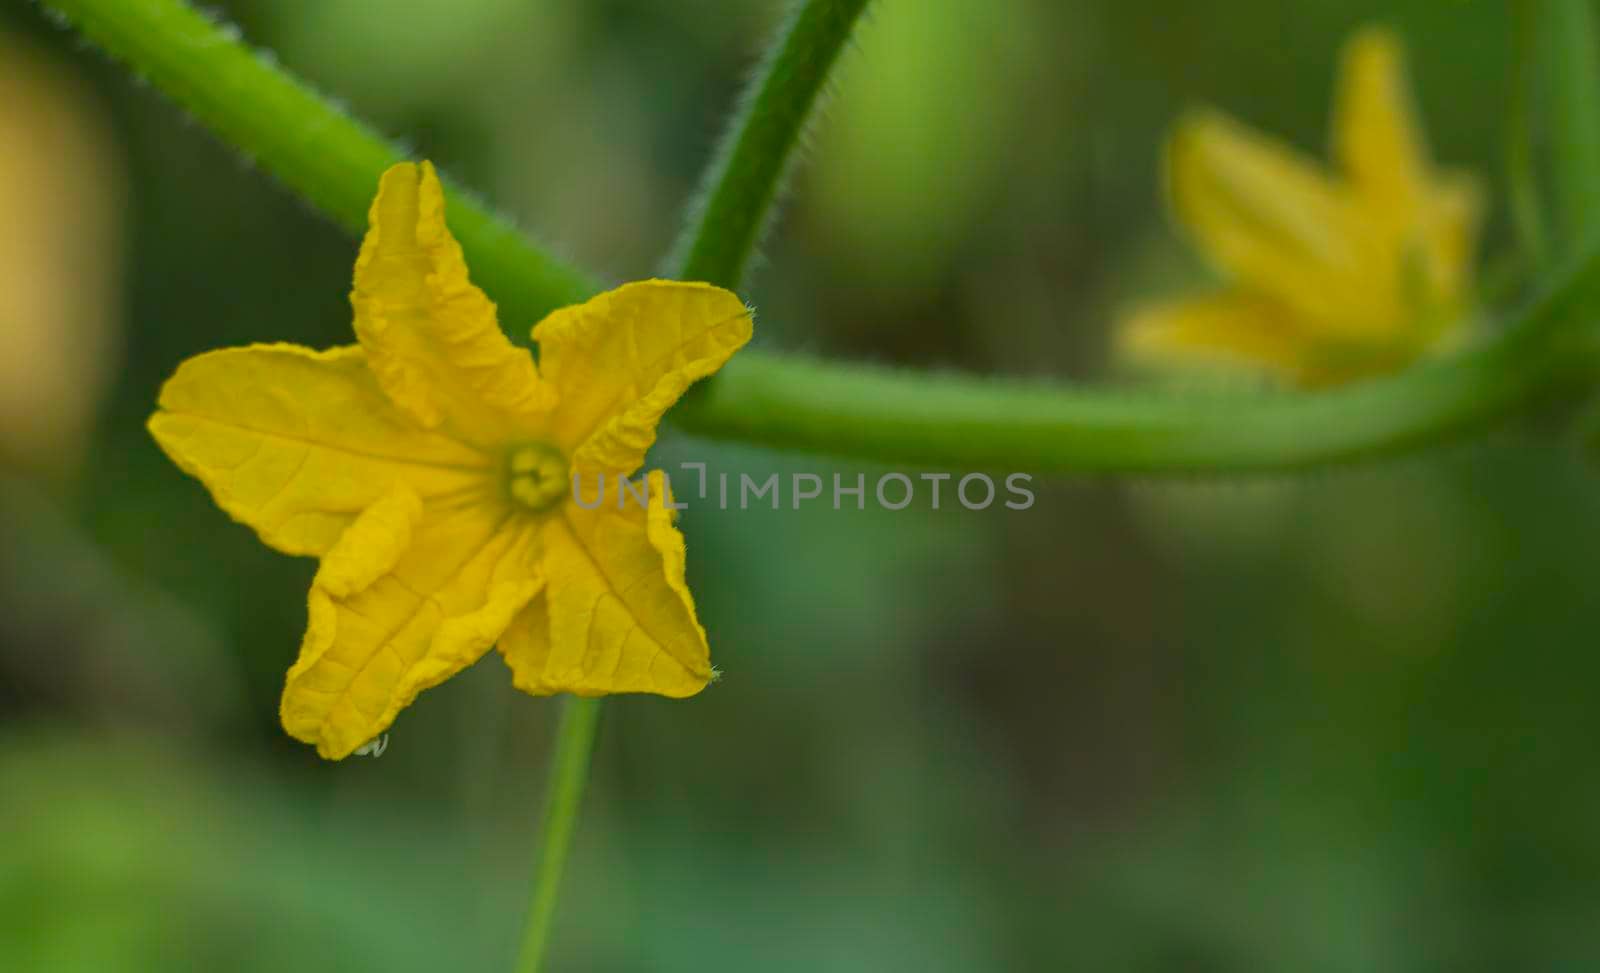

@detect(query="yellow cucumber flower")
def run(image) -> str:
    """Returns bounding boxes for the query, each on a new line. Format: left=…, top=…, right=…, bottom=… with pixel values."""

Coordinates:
left=1120, top=27, right=1481, bottom=387
left=148, top=162, right=752, bottom=759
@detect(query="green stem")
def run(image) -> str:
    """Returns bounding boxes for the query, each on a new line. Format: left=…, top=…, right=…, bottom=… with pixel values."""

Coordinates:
left=36, top=0, right=599, bottom=326
left=669, top=0, right=872, bottom=289
left=1510, top=0, right=1549, bottom=269
left=514, top=697, right=602, bottom=973
left=674, top=250, right=1600, bottom=473
left=37, top=0, right=1600, bottom=474
left=1540, top=0, right=1600, bottom=252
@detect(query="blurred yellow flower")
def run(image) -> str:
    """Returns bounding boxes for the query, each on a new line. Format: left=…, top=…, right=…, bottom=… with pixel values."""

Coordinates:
left=0, top=34, right=123, bottom=477
left=1120, top=27, right=1481, bottom=387
left=149, top=162, right=751, bottom=759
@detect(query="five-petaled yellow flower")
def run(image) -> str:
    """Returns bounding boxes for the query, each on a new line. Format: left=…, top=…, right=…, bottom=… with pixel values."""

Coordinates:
left=1120, top=27, right=1481, bottom=386
left=149, top=161, right=752, bottom=759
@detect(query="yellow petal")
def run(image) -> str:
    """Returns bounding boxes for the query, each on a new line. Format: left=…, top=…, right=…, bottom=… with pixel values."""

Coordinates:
left=498, top=470, right=712, bottom=698
left=1333, top=27, right=1428, bottom=221
left=315, top=487, right=422, bottom=599
left=1120, top=291, right=1312, bottom=384
left=1167, top=110, right=1389, bottom=335
left=532, top=280, right=752, bottom=477
left=1415, top=172, right=1483, bottom=313
left=1331, top=29, right=1481, bottom=329
left=147, top=343, right=493, bottom=557
left=1122, top=290, right=1428, bottom=387
left=353, top=161, right=555, bottom=444
left=281, top=491, right=540, bottom=760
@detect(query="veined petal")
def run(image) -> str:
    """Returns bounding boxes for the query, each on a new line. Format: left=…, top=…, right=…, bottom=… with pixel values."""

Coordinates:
left=1333, top=27, right=1428, bottom=222
left=352, top=161, right=555, bottom=444
left=498, top=470, right=712, bottom=698
left=148, top=343, right=493, bottom=557
left=532, top=281, right=752, bottom=477
left=1120, top=291, right=1312, bottom=383
left=1168, top=110, right=1390, bottom=335
left=281, top=490, right=540, bottom=760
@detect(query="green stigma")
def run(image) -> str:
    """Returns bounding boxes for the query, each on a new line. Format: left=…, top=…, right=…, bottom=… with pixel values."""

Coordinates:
left=506, top=443, right=569, bottom=512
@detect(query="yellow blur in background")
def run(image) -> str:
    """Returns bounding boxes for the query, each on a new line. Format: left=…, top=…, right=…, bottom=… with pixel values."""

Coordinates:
left=0, top=34, right=122, bottom=477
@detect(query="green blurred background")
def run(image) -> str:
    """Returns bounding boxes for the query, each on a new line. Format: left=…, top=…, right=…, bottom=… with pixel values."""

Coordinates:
left=4, top=0, right=1599, bottom=969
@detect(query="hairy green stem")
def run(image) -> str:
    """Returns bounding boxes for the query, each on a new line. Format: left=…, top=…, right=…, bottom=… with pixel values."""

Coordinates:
left=36, top=0, right=599, bottom=324
left=675, top=251, right=1600, bottom=473
left=37, top=0, right=1600, bottom=477
left=514, top=697, right=602, bottom=973
left=1540, top=0, right=1600, bottom=252
left=669, top=0, right=872, bottom=288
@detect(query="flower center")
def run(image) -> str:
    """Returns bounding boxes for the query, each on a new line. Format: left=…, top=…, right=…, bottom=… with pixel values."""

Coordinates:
left=505, top=443, right=569, bottom=512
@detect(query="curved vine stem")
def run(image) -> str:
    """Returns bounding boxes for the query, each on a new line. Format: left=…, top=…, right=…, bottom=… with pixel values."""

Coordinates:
left=677, top=258, right=1600, bottom=472
left=36, top=0, right=599, bottom=324
left=670, top=0, right=872, bottom=288
left=35, top=0, right=1600, bottom=480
